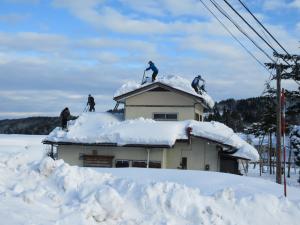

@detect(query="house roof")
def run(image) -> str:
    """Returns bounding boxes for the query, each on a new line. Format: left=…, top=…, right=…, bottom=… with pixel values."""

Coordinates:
left=113, top=75, right=215, bottom=109
left=43, top=112, right=259, bottom=161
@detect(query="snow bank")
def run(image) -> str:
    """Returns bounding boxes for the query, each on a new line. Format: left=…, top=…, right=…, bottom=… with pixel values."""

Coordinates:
left=0, top=136, right=299, bottom=225
left=1, top=152, right=300, bottom=224
left=114, top=75, right=215, bottom=108
left=45, top=113, right=259, bottom=161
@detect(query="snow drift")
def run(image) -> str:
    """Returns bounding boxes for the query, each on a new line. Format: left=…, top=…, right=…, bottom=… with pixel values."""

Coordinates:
left=0, top=135, right=299, bottom=225
left=44, top=113, right=259, bottom=161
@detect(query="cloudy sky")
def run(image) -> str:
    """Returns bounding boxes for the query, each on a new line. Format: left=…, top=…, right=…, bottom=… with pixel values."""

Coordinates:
left=0, top=0, right=299, bottom=119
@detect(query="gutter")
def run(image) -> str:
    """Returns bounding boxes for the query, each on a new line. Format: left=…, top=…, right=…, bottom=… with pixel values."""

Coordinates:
left=42, top=140, right=171, bottom=149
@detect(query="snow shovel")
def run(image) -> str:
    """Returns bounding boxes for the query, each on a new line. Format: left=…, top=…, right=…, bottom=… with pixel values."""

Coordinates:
left=83, top=105, right=88, bottom=112
left=141, top=70, right=146, bottom=84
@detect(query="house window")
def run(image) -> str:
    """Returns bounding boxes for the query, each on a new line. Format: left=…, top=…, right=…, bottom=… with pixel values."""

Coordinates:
left=131, top=160, right=162, bottom=168
left=153, top=113, right=178, bottom=121
left=115, top=160, right=129, bottom=168
left=82, top=155, right=114, bottom=167
left=149, top=161, right=161, bottom=168
left=132, top=161, right=147, bottom=168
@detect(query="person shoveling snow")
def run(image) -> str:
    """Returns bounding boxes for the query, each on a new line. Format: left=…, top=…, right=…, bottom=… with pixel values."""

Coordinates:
left=86, top=94, right=96, bottom=112
left=191, top=75, right=206, bottom=94
left=143, top=60, right=159, bottom=83
left=60, top=107, right=70, bottom=131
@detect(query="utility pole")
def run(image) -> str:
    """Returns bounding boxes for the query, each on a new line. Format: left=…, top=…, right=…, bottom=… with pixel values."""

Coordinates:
left=276, top=65, right=282, bottom=184
left=266, top=53, right=299, bottom=184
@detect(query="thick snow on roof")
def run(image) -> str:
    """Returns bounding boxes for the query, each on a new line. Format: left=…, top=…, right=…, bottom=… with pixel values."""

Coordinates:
left=114, top=75, right=215, bottom=108
left=45, top=113, right=258, bottom=161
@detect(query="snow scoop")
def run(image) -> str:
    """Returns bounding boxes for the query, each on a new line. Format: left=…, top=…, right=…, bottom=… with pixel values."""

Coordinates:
left=83, top=105, right=88, bottom=112
left=141, top=70, right=146, bottom=84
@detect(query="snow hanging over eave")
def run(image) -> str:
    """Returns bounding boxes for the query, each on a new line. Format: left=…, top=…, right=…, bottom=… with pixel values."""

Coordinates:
left=44, top=113, right=258, bottom=161
left=114, top=75, right=215, bottom=108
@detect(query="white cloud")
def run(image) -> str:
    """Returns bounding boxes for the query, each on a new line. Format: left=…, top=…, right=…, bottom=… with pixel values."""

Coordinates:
left=263, top=0, right=300, bottom=10
left=0, top=13, right=29, bottom=24
left=290, top=0, right=300, bottom=9
left=4, top=0, right=39, bottom=4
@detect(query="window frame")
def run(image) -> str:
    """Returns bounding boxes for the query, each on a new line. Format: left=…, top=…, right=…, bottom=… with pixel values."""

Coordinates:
left=153, top=112, right=178, bottom=121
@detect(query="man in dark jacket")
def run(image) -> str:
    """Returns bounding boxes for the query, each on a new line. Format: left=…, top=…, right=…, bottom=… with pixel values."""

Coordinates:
left=87, top=94, right=95, bottom=112
left=145, top=61, right=159, bottom=82
left=60, top=107, right=70, bottom=130
left=191, top=75, right=205, bottom=94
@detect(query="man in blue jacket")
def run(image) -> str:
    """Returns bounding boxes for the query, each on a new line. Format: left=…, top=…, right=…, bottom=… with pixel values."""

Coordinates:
left=145, top=61, right=159, bottom=82
left=191, top=75, right=205, bottom=94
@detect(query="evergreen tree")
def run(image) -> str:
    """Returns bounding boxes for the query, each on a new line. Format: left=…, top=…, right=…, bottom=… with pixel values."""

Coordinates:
left=290, top=126, right=300, bottom=182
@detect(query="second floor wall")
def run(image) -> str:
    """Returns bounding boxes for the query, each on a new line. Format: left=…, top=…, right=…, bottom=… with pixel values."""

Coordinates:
left=124, top=89, right=204, bottom=121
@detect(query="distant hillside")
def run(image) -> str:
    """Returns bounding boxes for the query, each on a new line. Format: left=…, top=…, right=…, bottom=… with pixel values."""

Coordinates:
left=0, top=117, right=60, bottom=135
left=0, top=96, right=298, bottom=134
left=205, top=96, right=300, bottom=132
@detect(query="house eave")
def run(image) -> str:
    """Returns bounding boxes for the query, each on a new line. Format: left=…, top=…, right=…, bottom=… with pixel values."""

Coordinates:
left=42, top=140, right=172, bottom=149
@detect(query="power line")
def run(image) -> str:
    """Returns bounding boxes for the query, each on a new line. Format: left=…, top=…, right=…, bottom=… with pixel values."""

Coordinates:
left=198, top=0, right=268, bottom=72
left=237, top=0, right=299, bottom=86
left=237, top=0, right=292, bottom=58
left=222, top=0, right=291, bottom=66
left=208, top=0, right=275, bottom=63
left=222, top=0, right=277, bottom=54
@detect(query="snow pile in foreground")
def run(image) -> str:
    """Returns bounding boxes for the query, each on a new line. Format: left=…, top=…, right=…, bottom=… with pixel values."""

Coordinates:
left=0, top=136, right=299, bottom=225
left=114, top=75, right=215, bottom=108
left=1, top=152, right=300, bottom=225
left=45, top=113, right=259, bottom=161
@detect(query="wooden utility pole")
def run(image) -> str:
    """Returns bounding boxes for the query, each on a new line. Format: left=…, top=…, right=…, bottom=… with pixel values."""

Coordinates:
left=269, top=132, right=272, bottom=174
left=276, top=65, right=282, bottom=184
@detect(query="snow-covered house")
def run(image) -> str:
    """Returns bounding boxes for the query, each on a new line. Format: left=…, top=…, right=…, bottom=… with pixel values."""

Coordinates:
left=43, top=76, right=259, bottom=174
left=113, top=75, right=214, bottom=121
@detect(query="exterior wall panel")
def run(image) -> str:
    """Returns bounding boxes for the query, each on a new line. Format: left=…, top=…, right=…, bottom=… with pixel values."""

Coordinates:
left=56, top=138, right=220, bottom=172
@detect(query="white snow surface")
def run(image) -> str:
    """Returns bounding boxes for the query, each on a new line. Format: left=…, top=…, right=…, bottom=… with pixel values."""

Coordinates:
left=114, top=75, right=215, bottom=108
left=0, top=134, right=300, bottom=225
left=45, top=112, right=259, bottom=161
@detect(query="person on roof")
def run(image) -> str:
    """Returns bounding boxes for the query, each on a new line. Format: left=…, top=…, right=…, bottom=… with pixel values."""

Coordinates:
left=60, top=107, right=70, bottom=130
left=145, top=61, right=159, bottom=82
left=191, top=75, right=206, bottom=94
left=87, top=94, right=95, bottom=112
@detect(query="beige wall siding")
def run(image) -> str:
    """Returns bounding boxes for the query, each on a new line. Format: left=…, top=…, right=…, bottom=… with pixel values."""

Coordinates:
left=57, top=137, right=220, bottom=172
left=57, top=145, right=163, bottom=167
left=194, top=103, right=204, bottom=121
left=125, top=106, right=194, bottom=120
left=126, top=91, right=195, bottom=106
left=165, top=138, right=219, bottom=171
left=124, top=91, right=204, bottom=121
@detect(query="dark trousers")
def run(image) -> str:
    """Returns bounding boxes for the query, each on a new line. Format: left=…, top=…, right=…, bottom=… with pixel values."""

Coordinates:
left=152, top=71, right=158, bottom=82
left=61, top=119, right=67, bottom=129
left=192, top=83, right=199, bottom=93
left=89, top=105, right=95, bottom=112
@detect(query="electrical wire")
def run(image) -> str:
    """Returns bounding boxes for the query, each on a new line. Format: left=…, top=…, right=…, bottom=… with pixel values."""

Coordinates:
left=198, top=0, right=268, bottom=72
left=208, top=0, right=276, bottom=63
left=222, top=0, right=291, bottom=66
left=198, top=0, right=275, bottom=96
left=237, top=0, right=293, bottom=59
